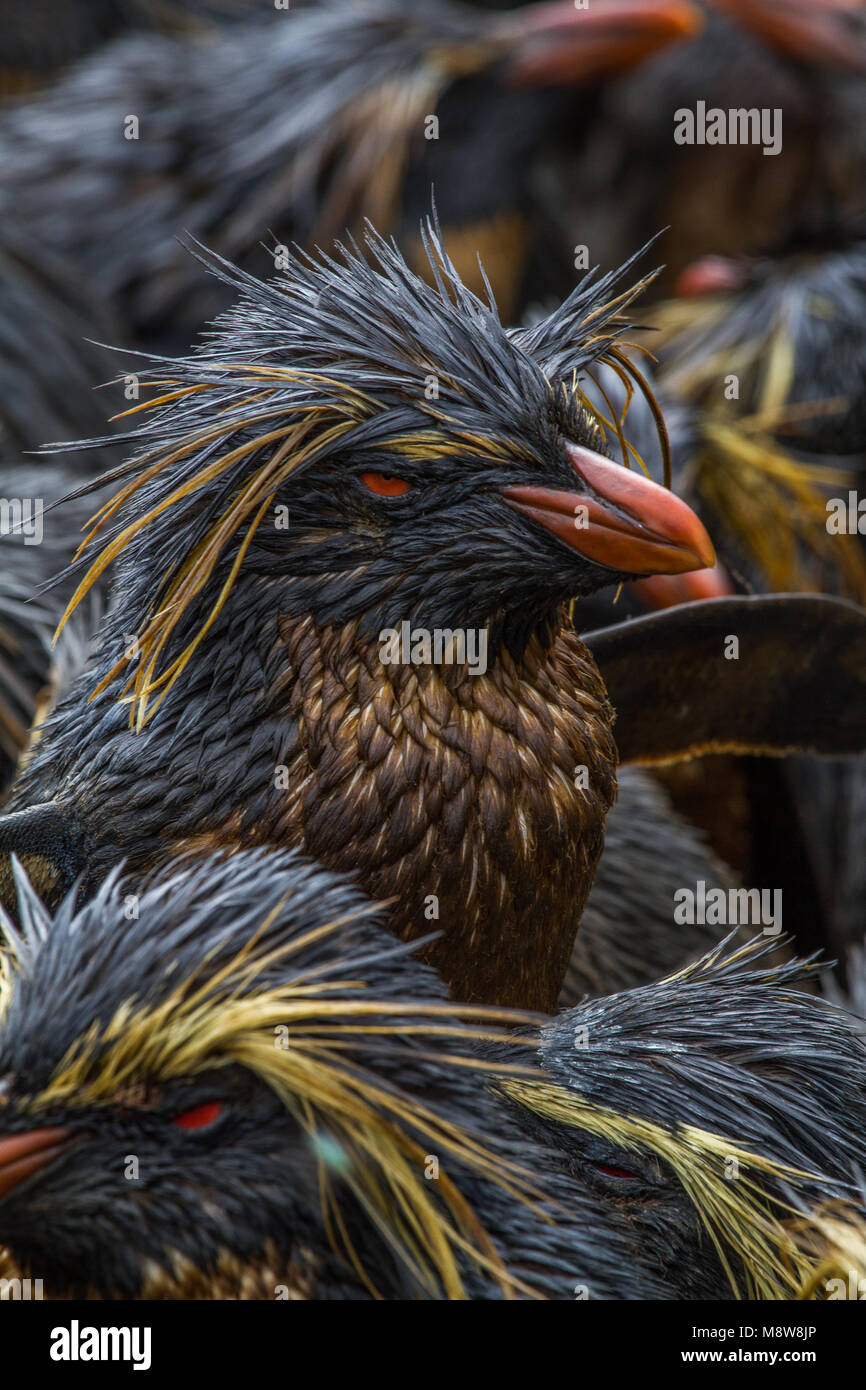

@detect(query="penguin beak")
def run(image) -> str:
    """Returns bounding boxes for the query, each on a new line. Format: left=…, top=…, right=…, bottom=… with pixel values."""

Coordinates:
left=0, top=1126, right=70, bottom=1200
left=502, top=443, right=716, bottom=576
left=674, top=255, right=751, bottom=299
left=501, top=0, right=703, bottom=87
left=711, top=0, right=866, bottom=72
left=630, top=561, right=735, bottom=608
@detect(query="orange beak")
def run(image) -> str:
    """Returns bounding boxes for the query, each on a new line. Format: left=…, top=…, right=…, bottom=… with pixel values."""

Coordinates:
left=0, top=1126, right=70, bottom=1200
left=500, top=0, right=703, bottom=87
left=630, top=561, right=735, bottom=609
left=502, top=443, right=715, bottom=577
left=711, top=0, right=866, bottom=71
left=674, top=255, right=750, bottom=299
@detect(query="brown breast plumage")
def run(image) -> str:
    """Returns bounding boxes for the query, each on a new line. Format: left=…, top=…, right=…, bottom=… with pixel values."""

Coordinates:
left=261, top=612, right=618, bottom=1010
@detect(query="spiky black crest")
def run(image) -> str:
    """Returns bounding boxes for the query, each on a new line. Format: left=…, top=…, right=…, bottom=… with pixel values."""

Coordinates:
left=502, top=934, right=866, bottom=1298
left=55, top=222, right=664, bottom=725
left=537, top=935, right=866, bottom=1181
left=0, top=848, right=558, bottom=1299
left=643, top=234, right=866, bottom=598
left=2, top=861, right=865, bottom=1300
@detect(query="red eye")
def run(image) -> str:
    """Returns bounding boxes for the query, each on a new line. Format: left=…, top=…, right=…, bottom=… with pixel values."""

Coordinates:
left=360, top=471, right=411, bottom=497
left=595, top=1163, right=639, bottom=1180
left=171, top=1101, right=224, bottom=1131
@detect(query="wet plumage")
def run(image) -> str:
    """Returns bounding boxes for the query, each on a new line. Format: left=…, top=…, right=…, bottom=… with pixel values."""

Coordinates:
left=0, top=231, right=123, bottom=795
left=640, top=227, right=866, bottom=967
left=0, top=0, right=700, bottom=341
left=563, top=764, right=741, bottom=1001
left=563, top=0, right=866, bottom=289
left=1, top=1, right=866, bottom=1308
left=650, top=231, right=866, bottom=460
left=0, top=0, right=281, bottom=93
left=0, top=849, right=684, bottom=1301
left=0, top=850, right=864, bottom=1300
left=5, top=228, right=866, bottom=1014
left=1, top=227, right=717, bottom=1010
